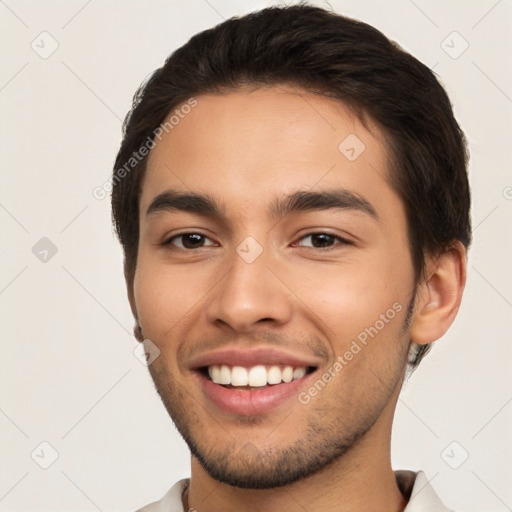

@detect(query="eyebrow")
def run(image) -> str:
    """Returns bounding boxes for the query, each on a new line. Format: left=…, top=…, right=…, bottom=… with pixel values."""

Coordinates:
left=145, top=188, right=378, bottom=221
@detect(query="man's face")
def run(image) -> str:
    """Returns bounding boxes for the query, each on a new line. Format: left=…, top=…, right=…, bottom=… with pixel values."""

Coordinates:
left=132, top=85, right=416, bottom=488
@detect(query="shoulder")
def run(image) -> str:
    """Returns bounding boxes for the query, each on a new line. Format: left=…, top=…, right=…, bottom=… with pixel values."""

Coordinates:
left=134, top=479, right=190, bottom=512
left=399, top=470, right=456, bottom=512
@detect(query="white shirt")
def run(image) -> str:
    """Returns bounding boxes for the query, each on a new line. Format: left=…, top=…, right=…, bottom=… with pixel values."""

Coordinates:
left=135, top=470, right=455, bottom=511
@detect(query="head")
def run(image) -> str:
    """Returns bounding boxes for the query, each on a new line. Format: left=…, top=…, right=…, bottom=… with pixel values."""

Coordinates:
left=111, top=5, right=470, bottom=489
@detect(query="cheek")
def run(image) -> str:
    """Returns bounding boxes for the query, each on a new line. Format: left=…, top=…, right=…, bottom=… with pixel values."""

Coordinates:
left=133, top=251, right=207, bottom=341
left=287, top=252, right=412, bottom=351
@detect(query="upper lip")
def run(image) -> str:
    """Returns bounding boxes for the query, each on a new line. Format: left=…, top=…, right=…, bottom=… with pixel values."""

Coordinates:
left=189, top=346, right=321, bottom=370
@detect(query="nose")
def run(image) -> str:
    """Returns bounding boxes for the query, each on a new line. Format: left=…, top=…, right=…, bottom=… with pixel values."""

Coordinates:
left=205, top=241, right=293, bottom=333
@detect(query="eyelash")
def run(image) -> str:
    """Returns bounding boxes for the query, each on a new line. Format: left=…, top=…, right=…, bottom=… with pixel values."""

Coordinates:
left=163, top=232, right=351, bottom=250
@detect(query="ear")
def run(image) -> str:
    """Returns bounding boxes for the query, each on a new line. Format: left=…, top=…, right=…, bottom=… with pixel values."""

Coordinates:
left=126, top=267, right=144, bottom=343
left=409, top=241, right=467, bottom=345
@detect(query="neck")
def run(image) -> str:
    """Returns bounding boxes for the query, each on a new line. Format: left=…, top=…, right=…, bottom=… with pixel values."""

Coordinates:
left=184, top=403, right=408, bottom=512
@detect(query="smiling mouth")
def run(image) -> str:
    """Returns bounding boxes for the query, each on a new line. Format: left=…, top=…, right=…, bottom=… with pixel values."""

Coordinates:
left=201, top=364, right=317, bottom=390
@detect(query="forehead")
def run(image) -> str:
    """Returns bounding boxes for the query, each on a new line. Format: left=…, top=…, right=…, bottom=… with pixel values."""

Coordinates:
left=141, top=85, right=398, bottom=223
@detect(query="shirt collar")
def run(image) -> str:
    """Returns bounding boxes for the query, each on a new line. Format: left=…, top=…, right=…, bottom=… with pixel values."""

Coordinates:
left=399, top=470, right=455, bottom=512
left=137, top=470, right=453, bottom=511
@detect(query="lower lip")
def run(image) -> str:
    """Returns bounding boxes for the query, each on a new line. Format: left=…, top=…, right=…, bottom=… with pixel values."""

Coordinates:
left=198, top=371, right=314, bottom=416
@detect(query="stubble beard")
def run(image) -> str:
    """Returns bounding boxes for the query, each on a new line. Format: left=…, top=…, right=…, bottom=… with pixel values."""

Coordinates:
left=146, top=351, right=407, bottom=489
left=146, top=300, right=413, bottom=489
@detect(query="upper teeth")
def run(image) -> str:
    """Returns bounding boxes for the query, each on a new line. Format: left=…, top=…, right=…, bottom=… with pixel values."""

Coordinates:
left=207, top=365, right=307, bottom=387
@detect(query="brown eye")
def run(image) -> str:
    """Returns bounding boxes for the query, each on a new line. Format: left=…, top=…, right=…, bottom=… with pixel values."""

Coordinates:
left=296, top=233, right=350, bottom=249
left=166, top=233, right=215, bottom=249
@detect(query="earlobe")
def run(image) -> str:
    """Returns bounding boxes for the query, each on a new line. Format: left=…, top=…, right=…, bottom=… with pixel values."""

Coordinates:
left=133, top=323, right=144, bottom=343
left=410, top=242, right=467, bottom=345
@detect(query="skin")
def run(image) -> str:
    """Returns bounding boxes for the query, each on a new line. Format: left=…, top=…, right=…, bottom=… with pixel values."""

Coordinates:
left=128, top=85, right=466, bottom=512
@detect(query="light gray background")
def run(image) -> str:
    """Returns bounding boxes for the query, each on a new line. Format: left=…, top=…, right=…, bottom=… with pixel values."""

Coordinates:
left=1, top=1, right=511, bottom=511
